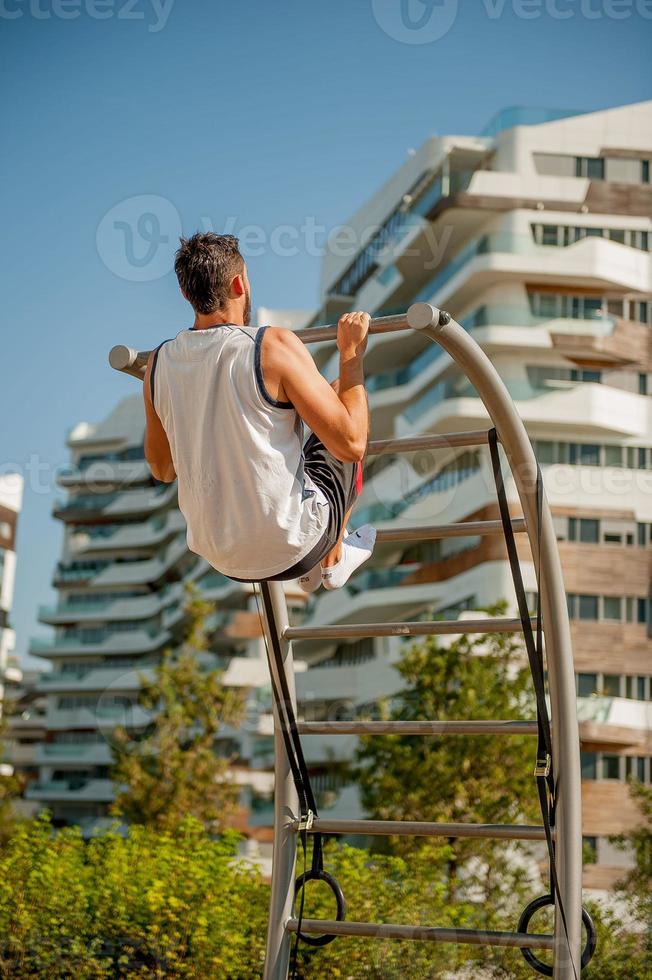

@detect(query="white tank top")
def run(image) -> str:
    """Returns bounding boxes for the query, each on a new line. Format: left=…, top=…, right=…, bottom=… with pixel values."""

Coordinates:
left=152, top=324, right=329, bottom=579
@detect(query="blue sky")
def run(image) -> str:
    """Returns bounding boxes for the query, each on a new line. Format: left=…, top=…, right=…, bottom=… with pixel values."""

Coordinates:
left=2, top=0, right=650, bottom=665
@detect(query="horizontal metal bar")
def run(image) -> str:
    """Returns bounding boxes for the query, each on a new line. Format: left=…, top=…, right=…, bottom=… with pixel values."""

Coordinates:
left=297, top=720, right=538, bottom=736
left=286, top=918, right=555, bottom=950
left=294, top=312, right=409, bottom=344
left=284, top=617, right=535, bottom=641
left=367, top=429, right=490, bottom=456
left=375, top=518, right=526, bottom=544
left=292, top=817, right=550, bottom=841
left=109, top=314, right=413, bottom=379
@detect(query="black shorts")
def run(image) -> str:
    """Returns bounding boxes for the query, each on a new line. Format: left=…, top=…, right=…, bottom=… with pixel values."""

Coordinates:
left=259, top=432, right=363, bottom=581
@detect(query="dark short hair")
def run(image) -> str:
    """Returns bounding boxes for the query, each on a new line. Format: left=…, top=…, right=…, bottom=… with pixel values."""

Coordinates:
left=174, top=233, right=244, bottom=314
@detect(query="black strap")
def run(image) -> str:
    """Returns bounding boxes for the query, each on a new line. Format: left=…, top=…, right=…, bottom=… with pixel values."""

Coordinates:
left=148, top=339, right=173, bottom=411
left=487, top=429, right=579, bottom=980
left=257, top=583, right=340, bottom=973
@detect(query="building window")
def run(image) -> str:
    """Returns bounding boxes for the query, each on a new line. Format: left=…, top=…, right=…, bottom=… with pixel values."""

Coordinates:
left=626, top=757, right=646, bottom=781
left=578, top=595, right=599, bottom=620
left=568, top=518, right=599, bottom=544
left=581, top=752, right=597, bottom=779
left=602, top=598, right=622, bottom=622
left=637, top=598, right=648, bottom=624
left=583, top=836, right=598, bottom=863
left=602, top=674, right=621, bottom=696
left=577, top=673, right=598, bottom=697
left=576, top=157, right=605, bottom=180
left=642, top=160, right=650, bottom=184
left=541, top=224, right=560, bottom=246
left=602, top=755, right=621, bottom=780
left=569, top=444, right=600, bottom=466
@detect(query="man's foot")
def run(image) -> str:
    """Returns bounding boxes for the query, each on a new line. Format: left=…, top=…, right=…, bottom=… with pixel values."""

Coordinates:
left=298, top=564, right=322, bottom=594
left=297, top=530, right=349, bottom=593
left=321, top=525, right=376, bottom=590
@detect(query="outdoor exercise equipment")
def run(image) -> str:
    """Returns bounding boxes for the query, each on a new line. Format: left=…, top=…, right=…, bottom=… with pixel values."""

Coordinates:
left=110, top=302, right=595, bottom=979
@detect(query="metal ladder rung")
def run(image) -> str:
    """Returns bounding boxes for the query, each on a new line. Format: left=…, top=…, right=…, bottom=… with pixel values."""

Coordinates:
left=286, top=919, right=555, bottom=950
left=291, top=817, right=550, bottom=841
left=284, top=616, right=536, bottom=641
left=376, top=518, right=526, bottom=543
left=367, top=429, right=490, bottom=456
left=297, top=720, right=538, bottom=736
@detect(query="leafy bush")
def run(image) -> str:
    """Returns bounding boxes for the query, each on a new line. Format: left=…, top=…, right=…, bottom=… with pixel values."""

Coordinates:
left=1, top=818, right=648, bottom=978
left=0, top=815, right=267, bottom=978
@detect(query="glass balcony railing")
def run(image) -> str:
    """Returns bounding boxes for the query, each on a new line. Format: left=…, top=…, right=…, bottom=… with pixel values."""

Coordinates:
left=480, top=106, right=587, bottom=138
left=366, top=341, right=445, bottom=394
left=355, top=453, right=482, bottom=526
left=414, top=230, right=609, bottom=306
left=402, top=370, right=603, bottom=426
left=460, top=302, right=615, bottom=333
left=346, top=565, right=415, bottom=595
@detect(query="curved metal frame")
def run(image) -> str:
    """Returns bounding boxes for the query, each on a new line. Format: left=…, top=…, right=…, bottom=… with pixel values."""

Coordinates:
left=261, top=303, right=581, bottom=980
left=107, top=304, right=582, bottom=978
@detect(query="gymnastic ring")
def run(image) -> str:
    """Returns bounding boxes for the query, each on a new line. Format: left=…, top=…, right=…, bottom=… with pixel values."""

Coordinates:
left=294, top=868, right=347, bottom=947
left=518, top=893, right=597, bottom=976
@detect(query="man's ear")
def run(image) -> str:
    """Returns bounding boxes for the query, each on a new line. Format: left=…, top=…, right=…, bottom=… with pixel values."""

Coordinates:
left=231, top=273, right=245, bottom=298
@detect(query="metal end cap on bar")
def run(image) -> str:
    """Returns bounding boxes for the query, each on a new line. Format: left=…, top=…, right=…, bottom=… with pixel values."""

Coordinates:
left=286, top=919, right=555, bottom=950
left=407, top=302, right=451, bottom=331
left=108, top=345, right=138, bottom=372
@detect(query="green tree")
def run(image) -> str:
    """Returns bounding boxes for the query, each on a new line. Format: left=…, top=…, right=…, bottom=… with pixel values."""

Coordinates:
left=111, top=587, right=245, bottom=833
left=0, top=693, right=24, bottom=844
left=355, top=604, right=539, bottom=911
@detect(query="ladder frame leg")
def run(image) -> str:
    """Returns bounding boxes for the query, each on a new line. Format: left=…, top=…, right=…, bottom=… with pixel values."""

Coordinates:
left=410, top=303, right=582, bottom=980
left=261, top=581, right=299, bottom=980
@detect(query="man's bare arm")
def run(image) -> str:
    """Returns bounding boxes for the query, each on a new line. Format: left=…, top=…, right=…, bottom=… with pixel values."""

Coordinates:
left=262, top=313, right=370, bottom=463
left=143, top=353, right=177, bottom=483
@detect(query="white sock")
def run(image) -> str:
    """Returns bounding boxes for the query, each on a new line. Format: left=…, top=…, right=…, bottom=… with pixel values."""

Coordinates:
left=321, top=525, right=377, bottom=591
left=298, top=529, right=350, bottom=594
left=297, top=564, right=322, bottom=593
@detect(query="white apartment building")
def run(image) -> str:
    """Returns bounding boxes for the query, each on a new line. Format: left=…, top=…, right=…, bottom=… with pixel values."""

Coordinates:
left=0, top=473, right=24, bottom=775
left=286, top=101, right=652, bottom=890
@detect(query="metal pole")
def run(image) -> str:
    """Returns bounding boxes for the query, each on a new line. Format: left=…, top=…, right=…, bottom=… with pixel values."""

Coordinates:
left=407, top=303, right=582, bottom=979
left=260, top=582, right=299, bottom=980
left=108, top=312, right=410, bottom=381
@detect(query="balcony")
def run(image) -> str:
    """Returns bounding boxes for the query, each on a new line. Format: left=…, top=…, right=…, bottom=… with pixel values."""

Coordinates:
left=30, top=626, right=170, bottom=659
left=296, top=653, right=402, bottom=704
left=37, top=663, right=153, bottom=694
left=38, top=592, right=169, bottom=625
left=26, top=778, right=115, bottom=802
left=577, top=696, right=652, bottom=747
left=68, top=508, right=186, bottom=556
left=57, top=459, right=151, bottom=490
left=35, top=741, right=113, bottom=766
left=46, top=701, right=151, bottom=731
left=53, top=483, right=176, bottom=523
left=415, top=232, right=652, bottom=311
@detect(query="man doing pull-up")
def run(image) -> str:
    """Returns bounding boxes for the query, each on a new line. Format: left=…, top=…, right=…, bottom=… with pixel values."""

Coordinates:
left=143, top=232, right=376, bottom=591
